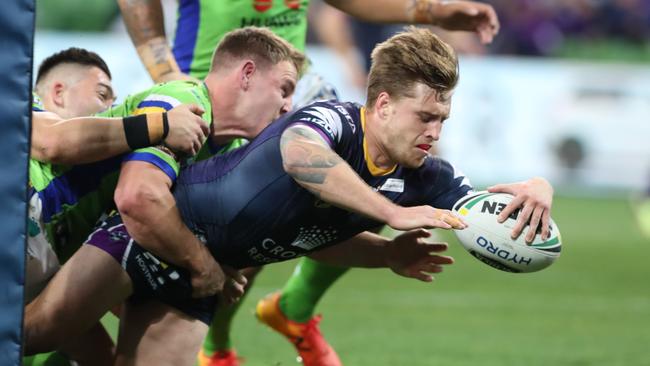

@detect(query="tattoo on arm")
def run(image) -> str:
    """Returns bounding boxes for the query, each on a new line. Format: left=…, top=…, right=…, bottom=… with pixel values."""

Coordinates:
left=280, top=126, right=343, bottom=185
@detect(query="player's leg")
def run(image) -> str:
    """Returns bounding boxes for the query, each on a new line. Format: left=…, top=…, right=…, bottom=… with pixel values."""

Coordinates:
left=23, top=244, right=132, bottom=355
left=116, top=300, right=208, bottom=366
left=199, top=266, right=262, bottom=366
left=57, top=322, right=116, bottom=366
left=256, top=257, right=348, bottom=366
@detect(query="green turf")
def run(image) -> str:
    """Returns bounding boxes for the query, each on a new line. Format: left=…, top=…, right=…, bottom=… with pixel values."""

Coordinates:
left=27, top=196, right=650, bottom=365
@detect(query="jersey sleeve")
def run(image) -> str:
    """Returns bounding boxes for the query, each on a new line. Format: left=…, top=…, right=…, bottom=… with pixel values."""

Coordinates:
left=286, top=101, right=354, bottom=150
left=425, top=158, right=474, bottom=210
left=122, top=84, right=211, bottom=182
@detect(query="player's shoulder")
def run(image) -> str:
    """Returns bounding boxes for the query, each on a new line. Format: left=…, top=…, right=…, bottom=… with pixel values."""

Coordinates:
left=290, top=100, right=361, bottom=139
left=116, top=80, right=208, bottom=114
left=416, top=156, right=468, bottom=184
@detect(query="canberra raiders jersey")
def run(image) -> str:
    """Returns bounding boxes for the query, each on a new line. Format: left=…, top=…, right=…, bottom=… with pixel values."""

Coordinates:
left=173, top=0, right=310, bottom=79
left=174, top=100, right=473, bottom=268
left=29, top=81, right=219, bottom=261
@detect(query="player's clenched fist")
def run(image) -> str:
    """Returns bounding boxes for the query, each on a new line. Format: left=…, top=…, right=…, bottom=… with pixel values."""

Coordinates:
left=386, top=205, right=467, bottom=231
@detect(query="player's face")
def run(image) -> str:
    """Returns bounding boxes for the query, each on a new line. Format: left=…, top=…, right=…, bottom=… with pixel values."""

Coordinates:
left=246, top=60, right=297, bottom=135
left=382, top=83, right=450, bottom=169
left=62, top=66, right=114, bottom=118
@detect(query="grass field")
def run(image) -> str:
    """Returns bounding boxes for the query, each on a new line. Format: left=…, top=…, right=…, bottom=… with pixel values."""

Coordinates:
left=26, top=196, right=650, bottom=366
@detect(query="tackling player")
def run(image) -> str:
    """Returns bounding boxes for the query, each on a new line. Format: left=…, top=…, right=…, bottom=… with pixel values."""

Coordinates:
left=117, top=1, right=500, bottom=364
left=24, top=27, right=553, bottom=366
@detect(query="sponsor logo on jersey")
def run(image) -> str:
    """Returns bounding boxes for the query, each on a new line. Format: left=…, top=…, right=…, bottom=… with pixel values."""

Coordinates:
left=334, top=105, right=356, bottom=133
left=379, top=178, right=404, bottom=193
left=241, top=13, right=303, bottom=28
left=302, top=106, right=343, bottom=142
left=291, top=226, right=338, bottom=250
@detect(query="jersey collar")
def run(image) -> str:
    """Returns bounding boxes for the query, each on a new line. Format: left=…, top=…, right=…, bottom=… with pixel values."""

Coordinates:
left=361, top=107, right=397, bottom=177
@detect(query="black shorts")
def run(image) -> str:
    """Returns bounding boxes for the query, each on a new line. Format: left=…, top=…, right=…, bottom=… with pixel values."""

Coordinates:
left=85, top=212, right=217, bottom=325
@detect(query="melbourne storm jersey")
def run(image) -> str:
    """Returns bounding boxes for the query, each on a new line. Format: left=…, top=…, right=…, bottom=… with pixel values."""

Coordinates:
left=174, top=100, right=473, bottom=268
left=173, top=0, right=310, bottom=79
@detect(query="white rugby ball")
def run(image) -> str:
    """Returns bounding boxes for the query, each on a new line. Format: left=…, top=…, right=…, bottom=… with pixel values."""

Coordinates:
left=452, top=191, right=562, bottom=273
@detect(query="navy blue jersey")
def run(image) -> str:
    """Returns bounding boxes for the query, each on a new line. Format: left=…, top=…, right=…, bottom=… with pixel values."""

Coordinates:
left=174, top=101, right=473, bottom=268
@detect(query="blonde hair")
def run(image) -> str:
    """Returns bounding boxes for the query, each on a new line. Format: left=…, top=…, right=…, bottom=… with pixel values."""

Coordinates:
left=211, top=27, right=306, bottom=76
left=367, top=26, right=458, bottom=107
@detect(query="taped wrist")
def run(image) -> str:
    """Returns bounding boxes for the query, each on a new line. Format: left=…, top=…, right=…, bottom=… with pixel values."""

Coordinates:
left=123, top=113, right=170, bottom=150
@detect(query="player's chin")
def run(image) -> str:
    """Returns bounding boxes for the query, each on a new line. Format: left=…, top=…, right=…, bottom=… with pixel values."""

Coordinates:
left=404, top=154, right=428, bottom=169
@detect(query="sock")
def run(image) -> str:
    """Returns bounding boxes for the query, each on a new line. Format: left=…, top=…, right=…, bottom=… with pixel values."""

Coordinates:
left=279, top=257, right=349, bottom=323
left=202, top=302, right=240, bottom=355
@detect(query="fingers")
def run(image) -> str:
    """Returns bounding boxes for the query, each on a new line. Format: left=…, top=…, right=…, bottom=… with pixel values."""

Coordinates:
left=525, top=206, right=544, bottom=243
left=497, top=194, right=524, bottom=223
left=511, top=201, right=533, bottom=240
left=186, top=103, right=205, bottom=116
left=481, top=2, right=500, bottom=34
left=433, top=209, right=467, bottom=229
left=540, top=209, right=551, bottom=241
left=223, top=266, right=248, bottom=287
left=487, top=183, right=511, bottom=194
left=423, top=242, right=449, bottom=253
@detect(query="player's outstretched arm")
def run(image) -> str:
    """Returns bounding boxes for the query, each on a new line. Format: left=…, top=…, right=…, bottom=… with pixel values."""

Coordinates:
left=115, top=161, right=226, bottom=298
left=325, top=0, right=499, bottom=44
left=30, top=104, right=208, bottom=164
left=309, top=229, right=453, bottom=282
left=118, top=0, right=195, bottom=83
left=488, top=177, right=554, bottom=243
left=280, top=124, right=466, bottom=231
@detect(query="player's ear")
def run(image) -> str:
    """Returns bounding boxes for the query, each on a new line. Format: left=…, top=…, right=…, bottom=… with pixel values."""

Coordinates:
left=240, top=60, right=256, bottom=90
left=51, top=81, right=66, bottom=108
left=375, top=92, right=392, bottom=120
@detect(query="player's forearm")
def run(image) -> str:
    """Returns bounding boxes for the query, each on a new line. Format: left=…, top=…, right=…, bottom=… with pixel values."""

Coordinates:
left=118, top=0, right=180, bottom=83
left=309, top=231, right=391, bottom=268
left=115, top=162, right=206, bottom=273
left=280, top=126, right=398, bottom=224
left=31, top=112, right=169, bottom=164
left=325, top=0, right=438, bottom=23
left=31, top=113, right=126, bottom=164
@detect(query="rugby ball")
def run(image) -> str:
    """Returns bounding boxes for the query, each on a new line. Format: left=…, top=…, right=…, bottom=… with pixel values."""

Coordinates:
left=452, top=191, right=562, bottom=273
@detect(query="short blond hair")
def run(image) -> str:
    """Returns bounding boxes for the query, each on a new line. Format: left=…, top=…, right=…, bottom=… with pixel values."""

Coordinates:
left=367, top=26, right=458, bottom=107
left=211, top=27, right=306, bottom=76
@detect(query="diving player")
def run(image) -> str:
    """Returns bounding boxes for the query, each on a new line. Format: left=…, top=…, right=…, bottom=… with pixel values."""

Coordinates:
left=118, top=1, right=501, bottom=363
left=24, top=27, right=553, bottom=366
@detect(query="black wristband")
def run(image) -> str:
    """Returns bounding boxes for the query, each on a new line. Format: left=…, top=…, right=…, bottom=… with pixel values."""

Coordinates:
left=162, top=112, right=170, bottom=140
left=123, top=114, right=150, bottom=150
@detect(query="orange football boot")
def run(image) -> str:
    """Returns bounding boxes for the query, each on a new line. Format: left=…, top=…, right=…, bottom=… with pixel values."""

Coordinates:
left=256, top=292, right=342, bottom=366
left=197, top=348, right=242, bottom=366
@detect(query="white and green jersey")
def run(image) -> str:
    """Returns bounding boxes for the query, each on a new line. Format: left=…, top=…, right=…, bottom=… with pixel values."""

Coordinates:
left=29, top=80, right=223, bottom=261
left=173, top=0, right=310, bottom=79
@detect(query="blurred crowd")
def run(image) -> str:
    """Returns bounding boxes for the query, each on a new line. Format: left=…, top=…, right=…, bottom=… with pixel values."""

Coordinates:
left=489, top=0, right=650, bottom=58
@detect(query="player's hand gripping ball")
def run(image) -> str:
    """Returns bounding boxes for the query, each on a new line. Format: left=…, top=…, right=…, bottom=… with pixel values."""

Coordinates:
left=452, top=191, right=562, bottom=273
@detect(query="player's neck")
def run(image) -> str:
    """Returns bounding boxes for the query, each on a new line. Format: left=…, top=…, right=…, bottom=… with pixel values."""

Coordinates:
left=362, top=107, right=397, bottom=172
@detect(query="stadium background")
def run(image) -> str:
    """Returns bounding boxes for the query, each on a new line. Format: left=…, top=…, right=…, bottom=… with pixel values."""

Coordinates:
left=25, top=0, right=650, bottom=365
